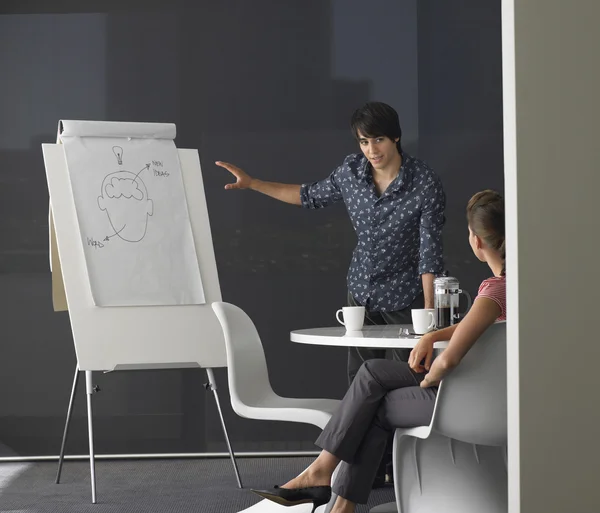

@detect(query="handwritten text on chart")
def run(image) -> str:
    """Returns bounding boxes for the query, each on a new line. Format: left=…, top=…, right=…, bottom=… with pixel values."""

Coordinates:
left=152, top=160, right=170, bottom=177
left=87, top=237, right=105, bottom=249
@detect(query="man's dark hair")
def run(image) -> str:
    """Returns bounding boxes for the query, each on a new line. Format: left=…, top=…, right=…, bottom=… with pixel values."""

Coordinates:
left=350, top=102, right=403, bottom=153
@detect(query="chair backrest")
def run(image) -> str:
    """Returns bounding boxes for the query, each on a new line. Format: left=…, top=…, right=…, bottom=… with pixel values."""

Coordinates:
left=211, top=302, right=275, bottom=409
left=431, top=321, right=507, bottom=446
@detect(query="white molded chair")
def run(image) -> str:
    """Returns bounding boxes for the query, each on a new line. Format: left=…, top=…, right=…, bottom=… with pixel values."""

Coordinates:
left=392, top=321, right=508, bottom=513
left=212, top=301, right=340, bottom=429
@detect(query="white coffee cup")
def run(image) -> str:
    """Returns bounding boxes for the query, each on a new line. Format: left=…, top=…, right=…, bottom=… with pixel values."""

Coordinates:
left=411, top=308, right=435, bottom=335
left=336, top=306, right=365, bottom=331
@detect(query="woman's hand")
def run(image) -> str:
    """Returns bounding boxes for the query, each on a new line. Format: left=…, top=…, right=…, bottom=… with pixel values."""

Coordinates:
left=408, top=333, right=435, bottom=373
left=420, top=374, right=441, bottom=388
left=420, top=354, right=453, bottom=388
left=418, top=297, right=502, bottom=388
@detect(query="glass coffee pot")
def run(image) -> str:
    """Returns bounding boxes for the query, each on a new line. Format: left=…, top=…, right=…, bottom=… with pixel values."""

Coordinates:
left=433, top=276, right=472, bottom=329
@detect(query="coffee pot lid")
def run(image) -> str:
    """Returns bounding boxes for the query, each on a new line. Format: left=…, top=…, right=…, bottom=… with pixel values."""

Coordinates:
left=434, top=276, right=460, bottom=289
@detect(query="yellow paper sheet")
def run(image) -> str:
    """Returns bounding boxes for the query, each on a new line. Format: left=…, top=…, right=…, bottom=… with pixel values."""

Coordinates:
left=50, top=209, right=68, bottom=311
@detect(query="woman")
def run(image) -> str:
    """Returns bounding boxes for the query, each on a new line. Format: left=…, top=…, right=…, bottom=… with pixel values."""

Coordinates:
left=253, top=190, right=506, bottom=513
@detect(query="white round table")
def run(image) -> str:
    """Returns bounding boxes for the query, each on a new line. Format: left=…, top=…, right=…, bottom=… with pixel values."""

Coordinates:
left=290, top=324, right=448, bottom=513
left=291, top=324, right=449, bottom=349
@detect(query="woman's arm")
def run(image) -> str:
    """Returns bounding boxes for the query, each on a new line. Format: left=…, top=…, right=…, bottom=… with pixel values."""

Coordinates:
left=409, top=323, right=459, bottom=373
left=420, top=297, right=501, bottom=388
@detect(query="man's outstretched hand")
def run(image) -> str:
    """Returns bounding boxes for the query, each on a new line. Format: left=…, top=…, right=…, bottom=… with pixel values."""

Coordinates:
left=216, top=161, right=253, bottom=190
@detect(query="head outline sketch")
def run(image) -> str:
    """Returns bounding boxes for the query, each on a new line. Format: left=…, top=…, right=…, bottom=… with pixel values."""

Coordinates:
left=97, top=171, right=154, bottom=242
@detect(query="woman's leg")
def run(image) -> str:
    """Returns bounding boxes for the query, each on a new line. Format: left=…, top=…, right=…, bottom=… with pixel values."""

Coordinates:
left=316, top=359, right=424, bottom=462
left=283, top=360, right=435, bottom=502
left=332, top=380, right=437, bottom=504
left=283, top=359, right=433, bottom=496
left=281, top=359, right=420, bottom=490
left=281, top=449, right=340, bottom=489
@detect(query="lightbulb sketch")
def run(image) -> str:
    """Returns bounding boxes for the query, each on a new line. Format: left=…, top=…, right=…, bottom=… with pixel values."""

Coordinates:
left=112, top=146, right=123, bottom=165
left=97, top=166, right=153, bottom=243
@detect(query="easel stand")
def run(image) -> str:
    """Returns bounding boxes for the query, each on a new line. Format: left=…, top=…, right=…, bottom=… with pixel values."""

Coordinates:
left=43, top=140, right=239, bottom=505
left=55, top=366, right=242, bottom=504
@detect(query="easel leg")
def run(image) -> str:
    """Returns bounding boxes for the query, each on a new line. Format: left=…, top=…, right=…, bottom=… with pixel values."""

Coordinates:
left=56, top=365, right=80, bottom=484
left=205, top=368, right=243, bottom=488
left=85, top=371, right=97, bottom=504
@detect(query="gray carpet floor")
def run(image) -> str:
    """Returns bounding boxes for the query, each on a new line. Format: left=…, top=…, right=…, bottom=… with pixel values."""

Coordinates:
left=0, top=457, right=395, bottom=513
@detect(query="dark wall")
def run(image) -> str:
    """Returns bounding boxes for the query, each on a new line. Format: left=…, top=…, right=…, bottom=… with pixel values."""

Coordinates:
left=417, top=0, right=504, bottom=295
left=0, top=0, right=502, bottom=458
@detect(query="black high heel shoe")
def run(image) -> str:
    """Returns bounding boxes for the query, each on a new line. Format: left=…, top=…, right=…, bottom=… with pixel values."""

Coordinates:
left=251, top=485, right=332, bottom=513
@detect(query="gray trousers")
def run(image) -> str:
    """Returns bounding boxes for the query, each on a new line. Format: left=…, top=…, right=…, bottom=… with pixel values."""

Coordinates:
left=315, top=359, right=437, bottom=504
left=347, top=292, right=425, bottom=385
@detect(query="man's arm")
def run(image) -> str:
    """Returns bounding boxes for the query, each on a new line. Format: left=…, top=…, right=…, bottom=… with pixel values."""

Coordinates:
left=249, top=179, right=301, bottom=206
left=216, top=161, right=301, bottom=205
left=421, top=272, right=435, bottom=308
left=216, top=160, right=344, bottom=209
left=418, top=178, right=446, bottom=282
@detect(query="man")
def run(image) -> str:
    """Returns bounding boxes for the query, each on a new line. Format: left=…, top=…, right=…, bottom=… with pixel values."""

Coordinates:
left=216, top=102, right=445, bottom=382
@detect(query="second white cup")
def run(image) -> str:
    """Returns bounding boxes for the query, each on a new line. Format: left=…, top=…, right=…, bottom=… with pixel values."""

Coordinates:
left=411, top=308, right=435, bottom=335
left=336, top=306, right=365, bottom=331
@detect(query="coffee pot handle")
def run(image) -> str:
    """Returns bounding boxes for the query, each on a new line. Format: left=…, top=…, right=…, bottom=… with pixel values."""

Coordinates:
left=457, top=289, right=472, bottom=319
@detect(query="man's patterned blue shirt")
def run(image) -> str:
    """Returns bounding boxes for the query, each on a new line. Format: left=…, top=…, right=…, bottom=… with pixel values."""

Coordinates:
left=300, top=152, right=445, bottom=312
